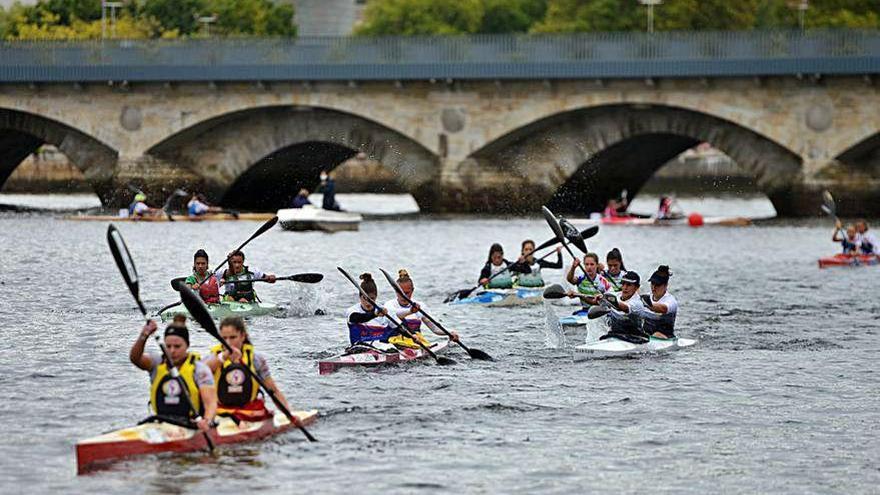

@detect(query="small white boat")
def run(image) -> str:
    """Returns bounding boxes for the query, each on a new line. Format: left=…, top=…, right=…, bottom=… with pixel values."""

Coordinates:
left=277, top=206, right=363, bottom=232
left=574, top=335, right=696, bottom=360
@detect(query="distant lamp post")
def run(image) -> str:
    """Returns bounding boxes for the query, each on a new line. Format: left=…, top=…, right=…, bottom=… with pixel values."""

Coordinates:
left=639, top=0, right=663, bottom=34
left=788, top=0, right=809, bottom=32
left=195, top=14, right=219, bottom=37
left=101, top=1, right=123, bottom=39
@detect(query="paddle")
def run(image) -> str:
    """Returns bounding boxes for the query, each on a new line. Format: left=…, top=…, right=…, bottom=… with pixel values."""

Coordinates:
left=155, top=216, right=279, bottom=315
left=177, top=285, right=317, bottom=443
left=542, top=283, right=567, bottom=300
left=170, top=273, right=323, bottom=290
left=337, top=267, right=456, bottom=366
left=442, top=225, right=599, bottom=303
left=821, top=190, right=839, bottom=223
left=106, top=225, right=214, bottom=451
left=379, top=268, right=493, bottom=361
left=161, top=189, right=189, bottom=222
left=559, top=218, right=588, bottom=254
left=542, top=206, right=587, bottom=276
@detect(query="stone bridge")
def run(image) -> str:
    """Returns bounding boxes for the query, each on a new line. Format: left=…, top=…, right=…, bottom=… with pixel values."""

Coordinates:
left=1, top=33, right=879, bottom=215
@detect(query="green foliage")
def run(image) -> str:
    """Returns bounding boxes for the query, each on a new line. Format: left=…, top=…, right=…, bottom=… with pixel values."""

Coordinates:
left=480, top=0, right=547, bottom=33
left=356, top=0, right=485, bottom=35
left=139, top=0, right=205, bottom=35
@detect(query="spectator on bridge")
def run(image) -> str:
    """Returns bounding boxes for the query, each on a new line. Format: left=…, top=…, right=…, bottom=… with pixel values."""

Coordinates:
left=318, top=170, right=342, bottom=211
left=291, top=189, right=312, bottom=208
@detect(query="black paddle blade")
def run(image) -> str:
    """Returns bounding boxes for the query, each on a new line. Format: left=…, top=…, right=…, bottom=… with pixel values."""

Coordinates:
left=288, top=273, right=323, bottom=283
left=107, top=225, right=147, bottom=315
left=543, top=283, right=567, bottom=300
left=170, top=277, right=187, bottom=290
left=541, top=205, right=565, bottom=242
left=443, top=289, right=471, bottom=303
left=251, top=216, right=279, bottom=239
left=560, top=218, right=588, bottom=253
left=467, top=348, right=494, bottom=361
left=178, top=285, right=223, bottom=343
left=587, top=305, right=610, bottom=320
left=436, top=356, right=457, bottom=366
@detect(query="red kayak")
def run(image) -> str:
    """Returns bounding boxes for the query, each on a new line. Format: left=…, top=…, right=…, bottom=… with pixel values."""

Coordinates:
left=318, top=339, right=449, bottom=375
left=76, top=409, right=317, bottom=474
left=597, top=214, right=751, bottom=227
left=818, top=253, right=880, bottom=268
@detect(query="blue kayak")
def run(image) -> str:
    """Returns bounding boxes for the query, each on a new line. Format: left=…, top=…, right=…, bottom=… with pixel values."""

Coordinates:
left=450, top=288, right=543, bottom=307
left=559, top=309, right=590, bottom=326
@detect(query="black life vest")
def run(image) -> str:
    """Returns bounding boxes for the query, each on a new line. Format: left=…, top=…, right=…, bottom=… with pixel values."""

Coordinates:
left=212, top=343, right=259, bottom=407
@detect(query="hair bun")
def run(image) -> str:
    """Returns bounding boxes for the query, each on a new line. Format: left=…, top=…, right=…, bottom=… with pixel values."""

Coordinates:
left=360, top=273, right=373, bottom=283
left=658, top=265, right=672, bottom=276
left=398, top=269, right=409, bottom=278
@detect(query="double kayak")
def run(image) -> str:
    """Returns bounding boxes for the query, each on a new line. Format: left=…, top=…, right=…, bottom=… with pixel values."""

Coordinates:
left=572, top=215, right=752, bottom=227
left=64, top=212, right=274, bottom=222
left=318, top=339, right=450, bottom=375
left=450, top=288, right=543, bottom=307
left=574, top=335, right=696, bottom=360
left=159, top=301, right=282, bottom=322
left=818, top=253, right=880, bottom=268
left=76, top=409, right=318, bottom=474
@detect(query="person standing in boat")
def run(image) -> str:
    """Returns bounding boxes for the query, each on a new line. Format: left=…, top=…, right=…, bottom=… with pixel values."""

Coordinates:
left=855, top=220, right=877, bottom=255
left=832, top=220, right=861, bottom=255
left=202, top=316, right=292, bottom=420
left=565, top=252, right=612, bottom=306
left=186, top=249, right=221, bottom=304
left=129, top=320, right=218, bottom=431
left=291, top=188, right=312, bottom=208
left=384, top=269, right=459, bottom=348
left=478, top=243, right=530, bottom=289
left=318, top=170, right=341, bottom=211
left=641, top=265, right=678, bottom=339
left=515, top=240, right=563, bottom=288
left=346, top=273, right=395, bottom=347
left=596, top=271, right=649, bottom=344
left=216, top=250, right=277, bottom=303
left=601, top=248, right=628, bottom=292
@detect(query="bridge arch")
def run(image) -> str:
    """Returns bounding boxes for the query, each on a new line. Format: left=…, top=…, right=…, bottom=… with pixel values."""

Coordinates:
left=0, top=108, right=118, bottom=200
left=146, top=105, right=440, bottom=210
left=461, top=103, right=803, bottom=214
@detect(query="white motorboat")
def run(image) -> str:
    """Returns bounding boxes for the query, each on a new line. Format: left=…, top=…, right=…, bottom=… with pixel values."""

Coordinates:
left=277, top=206, right=363, bottom=232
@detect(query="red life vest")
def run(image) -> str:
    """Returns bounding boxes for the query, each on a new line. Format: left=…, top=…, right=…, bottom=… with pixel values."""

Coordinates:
left=196, top=274, right=220, bottom=303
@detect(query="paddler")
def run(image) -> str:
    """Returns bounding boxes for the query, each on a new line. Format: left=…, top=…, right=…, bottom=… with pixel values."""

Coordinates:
left=291, top=188, right=311, bottom=208
left=346, top=273, right=394, bottom=346
left=855, top=220, right=877, bottom=255
left=186, top=249, right=221, bottom=304
left=514, top=241, right=563, bottom=288
left=384, top=269, right=459, bottom=348
left=216, top=250, right=276, bottom=303
left=640, top=265, right=678, bottom=339
left=187, top=193, right=225, bottom=218
left=129, top=320, right=218, bottom=430
left=478, top=243, right=529, bottom=289
left=129, top=192, right=159, bottom=218
left=832, top=220, right=861, bottom=254
left=600, top=248, right=627, bottom=292
left=202, top=316, right=291, bottom=420
left=657, top=196, right=683, bottom=220
left=565, top=252, right=612, bottom=305
left=595, top=271, right=649, bottom=344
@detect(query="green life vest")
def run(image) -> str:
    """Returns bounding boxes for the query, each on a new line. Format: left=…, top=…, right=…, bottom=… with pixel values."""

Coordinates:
left=577, top=274, right=603, bottom=296
left=516, top=262, right=544, bottom=287
left=486, top=264, right=514, bottom=289
left=226, top=266, right=257, bottom=302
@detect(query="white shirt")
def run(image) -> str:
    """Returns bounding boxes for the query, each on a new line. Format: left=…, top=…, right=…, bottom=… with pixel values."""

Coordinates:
left=383, top=297, right=442, bottom=335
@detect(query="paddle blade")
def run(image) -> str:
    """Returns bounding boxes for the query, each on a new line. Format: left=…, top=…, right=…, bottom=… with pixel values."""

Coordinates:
left=560, top=218, right=588, bottom=253
left=467, top=347, right=494, bottom=361
left=587, top=305, right=610, bottom=320
left=443, top=289, right=470, bottom=303
left=543, top=283, right=567, bottom=300
left=249, top=216, right=279, bottom=241
left=177, top=284, right=222, bottom=342
left=436, top=356, right=457, bottom=366
left=822, top=190, right=836, bottom=216
left=288, top=273, right=324, bottom=284
left=107, top=225, right=147, bottom=315
left=580, top=225, right=599, bottom=240
left=541, top=205, right=565, bottom=241
left=170, top=277, right=187, bottom=290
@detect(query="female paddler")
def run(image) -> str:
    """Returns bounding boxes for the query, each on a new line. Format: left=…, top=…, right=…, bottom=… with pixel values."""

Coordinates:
left=515, top=241, right=562, bottom=288
left=478, top=243, right=529, bottom=289
left=600, top=248, right=627, bottom=292
left=346, top=273, right=394, bottom=347
left=384, top=270, right=459, bottom=347
left=640, top=265, right=678, bottom=339
left=565, top=252, right=611, bottom=306
left=201, top=316, right=291, bottom=420
left=129, top=320, right=218, bottom=430
left=186, top=249, right=221, bottom=304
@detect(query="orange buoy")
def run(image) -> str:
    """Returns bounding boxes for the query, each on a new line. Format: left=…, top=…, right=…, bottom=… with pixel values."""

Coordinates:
left=688, top=213, right=704, bottom=227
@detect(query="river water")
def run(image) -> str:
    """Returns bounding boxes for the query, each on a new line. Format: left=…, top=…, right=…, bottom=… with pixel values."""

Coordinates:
left=0, top=195, right=877, bottom=494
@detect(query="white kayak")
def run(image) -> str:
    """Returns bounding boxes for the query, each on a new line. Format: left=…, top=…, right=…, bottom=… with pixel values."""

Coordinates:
left=277, top=206, right=362, bottom=232
left=574, top=335, right=696, bottom=360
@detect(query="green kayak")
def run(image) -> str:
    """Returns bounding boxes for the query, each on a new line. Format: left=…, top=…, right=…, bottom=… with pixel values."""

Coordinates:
left=159, top=301, right=282, bottom=322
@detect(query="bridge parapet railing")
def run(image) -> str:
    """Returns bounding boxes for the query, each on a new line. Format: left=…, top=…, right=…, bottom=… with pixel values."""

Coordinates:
left=0, top=30, right=878, bottom=82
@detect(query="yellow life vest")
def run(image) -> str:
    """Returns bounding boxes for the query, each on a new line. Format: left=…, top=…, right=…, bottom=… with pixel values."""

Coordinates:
left=388, top=332, right=429, bottom=349
left=150, top=352, right=202, bottom=418
left=211, top=343, right=260, bottom=407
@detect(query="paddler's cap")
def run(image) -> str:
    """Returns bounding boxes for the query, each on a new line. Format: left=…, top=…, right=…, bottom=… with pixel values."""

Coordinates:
left=621, top=271, right=640, bottom=285
left=648, top=265, right=672, bottom=285
left=193, top=249, right=209, bottom=261
left=164, top=325, right=189, bottom=346
left=134, top=193, right=147, bottom=202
